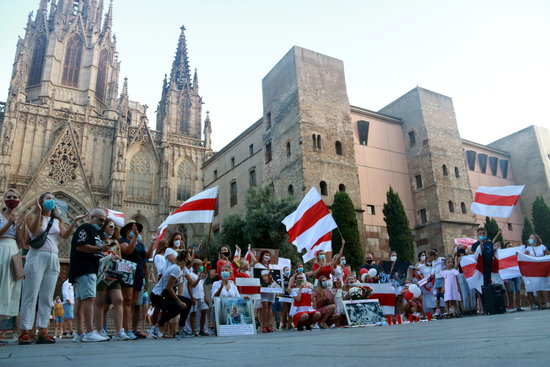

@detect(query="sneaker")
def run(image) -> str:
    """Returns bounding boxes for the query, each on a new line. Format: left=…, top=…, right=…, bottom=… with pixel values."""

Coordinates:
left=72, top=333, right=83, bottom=343
left=112, top=329, right=130, bottom=341
left=148, top=326, right=163, bottom=339
left=82, top=331, right=107, bottom=342
left=125, top=330, right=137, bottom=340
left=434, top=309, right=441, bottom=316
left=99, top=329, right=109, bottom=340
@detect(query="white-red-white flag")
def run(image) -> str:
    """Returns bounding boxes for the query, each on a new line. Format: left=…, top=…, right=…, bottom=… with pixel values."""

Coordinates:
left=496, top=246, right=525, bottom=280
left=235, top=277, right=261, bottom=295
left=105, top=208, right=125, bottom=227
left=282, top=187, right=337, bottom=263
left=518, top=253, right=550, bottom=292
left=460, top=247, right=484, bottom=292
left=153, top=227, right=167, bottom=251
left=470, top=185, right=525, bottom=218
left=366, top=283, right=396, bottom=315
left=453, top=238, right=477, bottom=251
left=158, top=187, right=218, bottom=229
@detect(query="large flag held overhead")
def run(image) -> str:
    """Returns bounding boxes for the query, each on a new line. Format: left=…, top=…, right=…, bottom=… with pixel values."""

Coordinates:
left=158, top=187, right=218, bottom=229
left=282, top=187, right=338, bottom=263
left=470, top=185, right=525, bottom=218
left=518, top=253, right=550, bottom=292
left=105, top=208, right=125, bottom=227
left=496, top=246, right=525, bottom=280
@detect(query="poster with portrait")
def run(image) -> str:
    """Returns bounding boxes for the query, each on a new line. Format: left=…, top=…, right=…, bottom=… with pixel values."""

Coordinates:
left=252, top=268, right=284, bottom=294
left=380, top=261, right=411, bottom=286
left=214, top=297, right=256, bottom=337
left=97, top=255, right=136, bottom=286
left=343, top=299, right=385, bottom=326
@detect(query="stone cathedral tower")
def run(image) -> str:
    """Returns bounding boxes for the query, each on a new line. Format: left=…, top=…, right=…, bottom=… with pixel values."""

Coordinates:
left=0, top=0, right=212, bottom=262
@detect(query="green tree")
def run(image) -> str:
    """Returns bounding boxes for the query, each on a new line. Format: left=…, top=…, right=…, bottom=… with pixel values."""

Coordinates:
left=485, top=217, right=503, bottom=244
left=521, top=216, right=534, bottom=245
left=382, top=187, right=414, bottom=263
left=331, top=191, right=364, bottom=270
left=532, top=195, right=550, bottom=245
left=221, top=213, right=246, bottom=248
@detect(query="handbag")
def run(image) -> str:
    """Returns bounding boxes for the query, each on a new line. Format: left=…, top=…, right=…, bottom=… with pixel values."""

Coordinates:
left=29, top=215, right=55, bottom=249
left=10, top=252, right=24, bottom=281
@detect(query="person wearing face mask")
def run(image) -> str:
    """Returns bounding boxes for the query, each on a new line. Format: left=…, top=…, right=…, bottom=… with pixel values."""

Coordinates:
left=313, top=276, right=338, bottom=328
left=470, top=227, right=498, bottom=288
left=66, top=208, right=109, bottom=343
left=119, top=221, right=154, bottom=340
left=288, top=263, right=307, bottom=289
left=0, top=189, right=25, bottom=332
left=279, top=266, right=293, bottom=330
left=18, top=193, right=86, bottom=345
left=524, top=233, right=549, bottom=310
left=360, top=253, right=380, bottom=283
left=212, top=264, right=241, bottom=297
left=454, top=246, right=476, bottom=314
left=183, top=259, right=208, bottom=336
left=313, top=250, right=335, bottom=286
left=215, top=246, right=235, bottom=281
left=289, top=274, right=320, bottom=331
left=254, top=250, right=276, bottom=332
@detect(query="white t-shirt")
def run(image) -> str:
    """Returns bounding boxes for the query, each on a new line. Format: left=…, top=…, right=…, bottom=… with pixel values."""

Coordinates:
left=432, top=257, right=444, bottom=278
left=211, top=280, right=240, bottom=298
left=154, top=254, right=166, bottom=276
left=152, top=263, right=188, bottom=296
left=526, top=245, right=547, bottom=257
left=62, top=280, right=74, bottom=305
left=0, top=213, right=17, bottom=238
left=183, top=270, right=205, bottom=299
left=165, top=247, right=178, bottom=259
left=30, top=216, right=61, bottom=253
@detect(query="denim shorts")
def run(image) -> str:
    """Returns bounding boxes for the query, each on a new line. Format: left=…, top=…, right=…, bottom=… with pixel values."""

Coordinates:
left=63, top=303, right=74, bottom=319
left=506, top=277, right=521, bottom=293
left=55, top=316, right=64, bottom=323
left=75, top=273, right=97, bottom=300
left=435, top=277, right=443, bottom=289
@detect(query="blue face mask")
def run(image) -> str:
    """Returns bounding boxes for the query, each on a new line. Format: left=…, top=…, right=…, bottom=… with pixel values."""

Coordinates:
left=92, top=223, right=100, bottom=231
left=319, top=254, right=325, bottom=260
left=137, top=234, right=142, bottom=242
left=284, top=271, right=291, bottom=276
left=43, top=199, right=56, bottom=211
left=221, top=271, right=230, bottom=279
left=341, top=260, right=346, bottom=265
left=528, top=239, right=535, bottom=245
left=321, top=281, right=328, bottom=287
left=297, top=267, right=303, bottom=273
left=479, top=235, right=487, bottom=241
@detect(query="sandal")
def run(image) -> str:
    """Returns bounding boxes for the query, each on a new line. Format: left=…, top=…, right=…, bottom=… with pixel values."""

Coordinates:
left=134, top=331, right=147, bottom=339
left=162, top=334, right=175, bottom=338
left=36, top=333, right=56, bottom=344
left=18, top=331, right=33, bottom=345
left=199, top=331, right=209, bottom=336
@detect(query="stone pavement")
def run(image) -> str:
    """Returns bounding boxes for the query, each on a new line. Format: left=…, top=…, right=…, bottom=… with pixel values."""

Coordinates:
left=1, top=310, right=549, bottom=367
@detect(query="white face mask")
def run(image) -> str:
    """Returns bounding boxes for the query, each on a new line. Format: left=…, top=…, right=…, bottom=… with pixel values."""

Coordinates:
left=174, top=240, right=181, bottom=248
left=420, top=255, right=426, bottom=261
left=390, top=256, right=397, bottom=262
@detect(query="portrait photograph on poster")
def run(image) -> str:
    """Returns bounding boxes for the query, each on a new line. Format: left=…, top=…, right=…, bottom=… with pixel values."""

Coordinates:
left=214, top=297, right=256, bottom=337
left=252, top=268, right=284, bottom=294
left=344, top=299, right=385, bottom=326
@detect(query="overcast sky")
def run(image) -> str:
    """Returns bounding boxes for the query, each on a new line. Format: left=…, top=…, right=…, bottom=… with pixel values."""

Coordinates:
left=1, top=0, right=549, bottom=151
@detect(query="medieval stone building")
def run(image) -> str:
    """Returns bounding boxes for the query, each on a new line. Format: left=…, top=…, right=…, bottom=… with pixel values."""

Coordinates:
left=0, top=0, right=212, bottom=264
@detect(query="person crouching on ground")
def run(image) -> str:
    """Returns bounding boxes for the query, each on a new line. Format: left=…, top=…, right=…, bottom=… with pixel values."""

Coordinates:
left=289, top=273, right=320, bottom=331
left=314, top=275, right=338, bottom=328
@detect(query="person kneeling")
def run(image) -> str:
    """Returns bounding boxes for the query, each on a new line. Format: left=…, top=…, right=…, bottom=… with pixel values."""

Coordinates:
left=289, top=274, right=320, bottom=331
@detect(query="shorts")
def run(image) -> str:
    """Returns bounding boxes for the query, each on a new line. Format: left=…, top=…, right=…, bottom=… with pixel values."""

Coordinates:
left=135, top=289, right=149, bottom=306
left=506, top=277, right=521, bottom=293
left=435, top=278, right=443, bottom=289
left=63, top=303, right=74, bottom=319
left=75, top=273, right=97, bottom=300
left=191, top=299, right=209, bottom=313
left=122, top=271, right=144, bottom=290
left=55, top=316, right=64, bottom=323
left=150, top=292, right=163, bottom=308
left=272, top=298, right=282, bottom=313
left=97, top=280, right=122, bottom=292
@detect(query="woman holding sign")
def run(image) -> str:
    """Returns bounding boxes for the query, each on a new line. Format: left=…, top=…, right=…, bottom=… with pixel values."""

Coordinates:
left=254, top=250, right=275, bottom=333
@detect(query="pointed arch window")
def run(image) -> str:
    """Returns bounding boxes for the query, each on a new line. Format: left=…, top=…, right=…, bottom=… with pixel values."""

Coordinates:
left=28, top=35, right=47, bottom=86
left=176, top=161, right=193, bottom=201
left=62, top=36, right=83, bottom=87
left=95, top=50, right=109, bottom=103
left=127, top=150, right=153, bottom=199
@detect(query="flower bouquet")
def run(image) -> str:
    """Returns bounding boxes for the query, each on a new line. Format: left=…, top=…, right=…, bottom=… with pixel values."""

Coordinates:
left=348, top=285, right=373, bottom=300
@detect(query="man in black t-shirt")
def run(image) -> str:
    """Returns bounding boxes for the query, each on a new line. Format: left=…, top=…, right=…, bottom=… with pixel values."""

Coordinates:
left=360, top=253, right=380, bottom=283
left=69, top=208, right=109, bottom=342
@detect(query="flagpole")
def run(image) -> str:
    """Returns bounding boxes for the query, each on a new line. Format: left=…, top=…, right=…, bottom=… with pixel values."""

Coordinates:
left=205, top=221, right=213, bottom=259
left=492, top=216, right=511, bottom=245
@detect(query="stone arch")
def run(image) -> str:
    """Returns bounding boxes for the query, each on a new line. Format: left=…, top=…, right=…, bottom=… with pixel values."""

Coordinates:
left=126, top=145, right=158, bottom=201
left=176, top=158, right=196, bottom=202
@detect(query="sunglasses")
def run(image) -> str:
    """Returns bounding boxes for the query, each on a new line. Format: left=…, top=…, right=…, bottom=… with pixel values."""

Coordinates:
left=94, top=216, right=106, bottom=224
left=108, top=225, right=115, bottom=229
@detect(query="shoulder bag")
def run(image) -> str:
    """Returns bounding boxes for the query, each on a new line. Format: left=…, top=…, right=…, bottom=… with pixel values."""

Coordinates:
left=29, top=215, right=55, bottom=249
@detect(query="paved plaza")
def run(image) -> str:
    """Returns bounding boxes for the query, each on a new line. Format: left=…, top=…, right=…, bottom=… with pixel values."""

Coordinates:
left=1, top=310, right=549, bottom=367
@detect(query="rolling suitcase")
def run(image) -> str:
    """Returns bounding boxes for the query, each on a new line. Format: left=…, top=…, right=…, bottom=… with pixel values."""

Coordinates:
left=482, top=283, right=506, bottom=314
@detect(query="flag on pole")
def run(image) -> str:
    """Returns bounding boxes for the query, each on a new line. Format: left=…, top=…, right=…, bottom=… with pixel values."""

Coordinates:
left=460, top=247, right=484, bottom=292
left=518, top=253, right=550, bottom=292
left=470, top=185, right=525, bottom=218
left=158, top=187, right=218, bottom=229
left=282, top=187, right=337, bottom=263
left=105, top=208, right=125, bottom=227
left=496, top=246, right=525, bottom=280
left=153, top=227, right=167, bottom=251
left=367, top=283, right=396, bottom=315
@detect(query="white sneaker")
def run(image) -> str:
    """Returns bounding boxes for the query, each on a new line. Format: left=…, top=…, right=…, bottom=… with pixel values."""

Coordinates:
left=82, top=331, right=107, bottom=342
left=112, top=329, right=130, bottom=341
left=99, top=329, right=109, bottom=339
left=125, top=330, right=137, bottom=340
left=148, top=326, right=163, bottom=339
left=72, top=333, right=83, bottom=342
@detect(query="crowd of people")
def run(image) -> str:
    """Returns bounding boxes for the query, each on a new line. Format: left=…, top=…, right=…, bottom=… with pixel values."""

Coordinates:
left=0, top=190, right=549, bottom=346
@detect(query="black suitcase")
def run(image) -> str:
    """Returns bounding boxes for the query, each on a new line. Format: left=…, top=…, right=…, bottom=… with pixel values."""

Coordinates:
left=482, top=284, right=506, bottom=314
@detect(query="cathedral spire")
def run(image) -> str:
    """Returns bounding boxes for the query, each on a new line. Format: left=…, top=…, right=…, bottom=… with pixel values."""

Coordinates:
left=204, top=111, right=212, bottom=150
left=169, top=25, right=191, bottom=90
left=121, top=76, right=128, bottom=99
left=193, top=68, right=199, bottom=93
left=103, top=0, right=113, bottom=33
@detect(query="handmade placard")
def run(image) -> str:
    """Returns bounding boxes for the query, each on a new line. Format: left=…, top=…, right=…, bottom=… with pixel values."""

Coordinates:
left=214, top=296, right=256, bottom=336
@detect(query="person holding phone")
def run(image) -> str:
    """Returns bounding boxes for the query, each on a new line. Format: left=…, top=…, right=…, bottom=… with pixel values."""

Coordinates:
left=184, top=259, right=208, bottom=336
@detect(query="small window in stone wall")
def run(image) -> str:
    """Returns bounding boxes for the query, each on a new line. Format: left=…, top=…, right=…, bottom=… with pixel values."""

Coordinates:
left=442, top=165, right=448, bottom=176
left=367, top=205, right=375, bottom=215
left=265, top=142, right=272, bottom=163
left=408, top=131, right=416, bottom=146
left=489, top=156, right=498, bottom=176
left=286, top=141, right=291, bottom=158
left=288, top=184, right=294, bottom=196
left=249, top=144, right=254, bottom=157
left=455, top=167, right=460, bottom=178
left=478, top=153, right=488, bottom=174
left=465, top=150, right=476, bottom=170
left=266, top=111, right=272, bottom=129
left=507, top=223, right=513, bottom=231
left=320, top=181, right=328, bottom=196
left=317, top=135, right=322, bottom=150
left=448, top=201, right=454, bottom=213
left=499, top=159, right=509, bottom=179
left=230, top=157, right=235, bottom=168
left=415, top=174, right=423, bottom=189
left=335, top=141, right=343, bottom=156
left=214, top=169, right=218, bottom=181
left=339, top=183, right=346, bottom=192
left=419, top=209, right=427, bottom=224
left=230, top=180, right=237, bottom=207
left=461, top=202, right=467, bottom=214
left=357, top=120, right=369, bottom=145
left=249, top=168, right=257, bottom=187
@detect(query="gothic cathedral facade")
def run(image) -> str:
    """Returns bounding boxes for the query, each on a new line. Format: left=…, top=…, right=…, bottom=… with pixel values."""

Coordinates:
left=0, top=0, right=212, bottom=261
